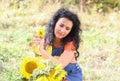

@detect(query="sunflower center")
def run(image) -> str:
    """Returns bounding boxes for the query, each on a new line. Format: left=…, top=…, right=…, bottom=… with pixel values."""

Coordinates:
left=40, top=32, right=42, bottom=35
left=25, top=61, right=37, bottom=74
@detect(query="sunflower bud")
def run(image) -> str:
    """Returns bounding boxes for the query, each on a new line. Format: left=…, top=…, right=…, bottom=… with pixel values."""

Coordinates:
left=37, top=29, right=45, bottom=38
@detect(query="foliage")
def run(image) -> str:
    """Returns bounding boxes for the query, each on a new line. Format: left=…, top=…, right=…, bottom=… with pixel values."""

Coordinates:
left=0, top=0, right=120, bottom=81
left=94, top=0, right=120, bottom=13
left=0, top=0, right=120, bottom=13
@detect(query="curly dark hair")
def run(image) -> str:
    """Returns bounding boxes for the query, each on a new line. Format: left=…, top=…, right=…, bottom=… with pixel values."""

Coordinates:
left=45, top=8, right=82, bottom=57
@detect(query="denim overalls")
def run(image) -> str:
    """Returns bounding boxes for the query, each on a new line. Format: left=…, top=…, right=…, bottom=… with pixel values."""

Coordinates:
left=52, top=47, right=83, bottom=81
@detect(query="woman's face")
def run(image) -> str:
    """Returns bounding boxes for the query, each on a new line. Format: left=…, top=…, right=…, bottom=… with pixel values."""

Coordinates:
left=54, top=17, right=73, bottom=40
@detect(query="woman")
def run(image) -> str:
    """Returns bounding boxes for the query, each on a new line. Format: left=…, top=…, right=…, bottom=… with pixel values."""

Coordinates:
left=34, top=8, right=82, bottom=81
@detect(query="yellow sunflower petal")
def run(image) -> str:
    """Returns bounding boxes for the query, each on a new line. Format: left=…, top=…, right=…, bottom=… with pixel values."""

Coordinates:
left=46, top=45, right=52, bottom=54
left=35, top=76, right=49, bottom=81
left=32, top=46, right=41, bottom=55
left=47, top=76, right=55, bottom=81
left=29, top=42, right=41, bottom=55
left=55, top=71, right=67, bottom=81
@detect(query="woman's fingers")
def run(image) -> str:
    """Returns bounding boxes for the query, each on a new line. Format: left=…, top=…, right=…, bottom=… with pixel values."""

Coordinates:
left=33, top=35, right=41, bottom=46
left=39, top=39, right=44, bottom=48
left=33, top=35, right=44, bottom=46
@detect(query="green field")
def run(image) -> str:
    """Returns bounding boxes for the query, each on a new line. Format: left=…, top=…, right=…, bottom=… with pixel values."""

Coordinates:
left=0, top=1, right=120, bottom=81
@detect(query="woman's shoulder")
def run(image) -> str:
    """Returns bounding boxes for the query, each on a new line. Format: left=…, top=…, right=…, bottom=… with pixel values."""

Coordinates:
left=64, top=41, right=76, bottom=51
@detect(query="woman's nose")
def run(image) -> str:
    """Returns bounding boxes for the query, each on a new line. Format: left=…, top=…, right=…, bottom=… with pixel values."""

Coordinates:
left=60, top=29, right=63, bottom=32
left=60, top=28, right=65, bottom=32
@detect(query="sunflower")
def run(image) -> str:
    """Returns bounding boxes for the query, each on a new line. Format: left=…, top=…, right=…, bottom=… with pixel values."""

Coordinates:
left=20, top=57, right=45, bottom=79
left=48, top=65, right=67, bottom=81
left=54, top=70, right=67, bottom=81
left=55, top=66, right=67, bottom=81
left=35, top=76, right=49, bottom=81
left=37, top=29, right=45, bottom=38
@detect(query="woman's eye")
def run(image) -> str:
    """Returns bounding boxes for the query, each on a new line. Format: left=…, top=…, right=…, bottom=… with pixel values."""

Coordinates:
left=60, top=24, right=64, bottom=27
left=66, top=27, right=70, bottom=30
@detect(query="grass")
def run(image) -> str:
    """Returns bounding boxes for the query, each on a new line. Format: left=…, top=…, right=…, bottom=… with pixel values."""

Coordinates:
left=0, top=2, right=120, bottom=81
left=79, top=12, right=120, bottom=81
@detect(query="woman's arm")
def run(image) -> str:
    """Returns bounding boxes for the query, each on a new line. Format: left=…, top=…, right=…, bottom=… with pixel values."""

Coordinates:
left=57, top=41, right=77, bottom=67
left=39, top=40, right=76, bottom=68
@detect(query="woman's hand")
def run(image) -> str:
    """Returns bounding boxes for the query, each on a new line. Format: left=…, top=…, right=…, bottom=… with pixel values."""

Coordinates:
left=33, top=35, right=53, bottom=60
left=38, top=38, right=44, bottom=51
left=33, top=35, right=45, bottom=49
left=33, top=35, right=49, bottom=59
left=32, top=35, right=44, bottom=56
left=33, top=36, right=52, bottom=59
left=33, top=35, right=41, bottom=46
left=38, top=39, right=51, bottom=59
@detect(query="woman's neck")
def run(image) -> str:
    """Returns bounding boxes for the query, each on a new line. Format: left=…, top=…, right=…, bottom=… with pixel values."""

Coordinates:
left=53, top=38, right=62, bottom=48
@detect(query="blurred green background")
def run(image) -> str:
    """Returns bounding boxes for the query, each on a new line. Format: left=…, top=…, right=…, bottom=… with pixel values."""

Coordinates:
left=0, top=0, right=120, bottom=81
